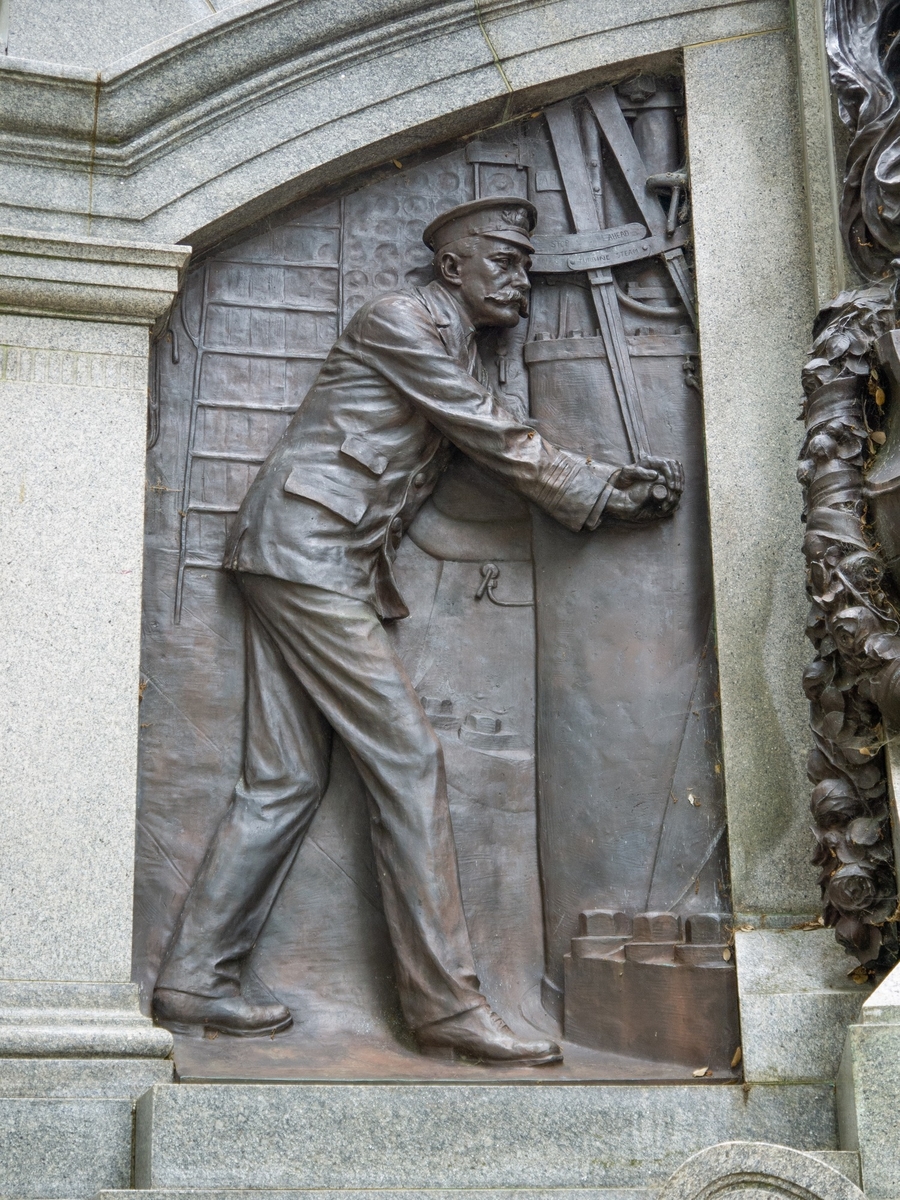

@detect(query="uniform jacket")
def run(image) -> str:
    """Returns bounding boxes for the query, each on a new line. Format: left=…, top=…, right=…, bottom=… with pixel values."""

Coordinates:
left=224, top=280, right=619, bottom=619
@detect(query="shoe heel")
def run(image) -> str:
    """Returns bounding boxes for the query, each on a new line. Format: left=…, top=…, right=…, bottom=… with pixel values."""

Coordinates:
left=154, top=1018, right=206, bottom=1039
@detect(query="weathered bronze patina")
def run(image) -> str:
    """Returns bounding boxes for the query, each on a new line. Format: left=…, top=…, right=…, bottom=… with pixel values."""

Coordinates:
left=139, top=80, right=739, bottom=1079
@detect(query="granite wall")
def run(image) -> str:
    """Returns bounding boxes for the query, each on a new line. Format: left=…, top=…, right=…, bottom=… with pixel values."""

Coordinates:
left=0, top=1, right=886, bottom=1197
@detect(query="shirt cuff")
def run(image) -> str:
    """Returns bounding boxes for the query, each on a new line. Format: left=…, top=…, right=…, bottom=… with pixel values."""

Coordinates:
left=583, top=470, right=621, bottom=530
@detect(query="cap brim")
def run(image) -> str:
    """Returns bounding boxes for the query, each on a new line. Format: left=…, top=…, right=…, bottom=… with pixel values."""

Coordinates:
left=476, top=229, right=535, bottom=252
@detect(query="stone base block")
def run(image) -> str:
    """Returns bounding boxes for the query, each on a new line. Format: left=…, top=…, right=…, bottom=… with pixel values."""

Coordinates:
left=835, top=963, right=900, bottom=1200
left=134, top=1082, right=838, bottom=1192
left=97, top=1152, right=861, bottom=1200
left=739, top=991, right=866, bottom=1084
left=92, top=1153, right=862, bottom=1200
left=0, top=1058, right=173, bottom=1199
left=734, top=931, right=870, bottom=1083
left=0, top=1056, right=173, bottom=1098
left=0, top=1096, right=133, bottom=1200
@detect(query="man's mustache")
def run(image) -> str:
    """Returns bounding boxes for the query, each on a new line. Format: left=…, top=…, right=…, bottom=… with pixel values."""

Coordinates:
left=486, top=288, right=530, bottom=316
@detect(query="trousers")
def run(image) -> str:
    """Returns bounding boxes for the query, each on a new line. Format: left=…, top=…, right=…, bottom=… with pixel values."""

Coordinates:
left=156, top=572, right=485, bottom=1030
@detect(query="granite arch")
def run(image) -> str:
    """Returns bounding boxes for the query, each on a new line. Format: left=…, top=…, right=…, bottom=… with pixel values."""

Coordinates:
left=1, top=0, right=786, bottom=250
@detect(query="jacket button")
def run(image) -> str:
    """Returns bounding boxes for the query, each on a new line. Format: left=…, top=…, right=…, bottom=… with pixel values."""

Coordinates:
left=391, top=517, right=402, bottom=533
left=413, top=472, right=426, bottom=487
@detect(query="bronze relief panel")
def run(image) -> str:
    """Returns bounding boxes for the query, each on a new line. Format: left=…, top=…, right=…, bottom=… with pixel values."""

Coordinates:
left=137, top=76, right=739, bottom=1081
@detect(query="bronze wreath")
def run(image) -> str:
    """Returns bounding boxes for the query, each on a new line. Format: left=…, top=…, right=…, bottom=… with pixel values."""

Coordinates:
left=799, top=0, right=900, bottom=966
left=801, top=284, right=899, bottom=964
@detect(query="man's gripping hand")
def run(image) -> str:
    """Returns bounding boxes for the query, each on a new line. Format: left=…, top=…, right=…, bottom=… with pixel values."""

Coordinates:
left=604, top=456, right=684, bottom=522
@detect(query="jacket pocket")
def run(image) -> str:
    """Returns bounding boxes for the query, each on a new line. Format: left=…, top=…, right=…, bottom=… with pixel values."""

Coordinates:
left=340, top=434, right=388, bottom=476
left=283, top=467, right=367, bottom=525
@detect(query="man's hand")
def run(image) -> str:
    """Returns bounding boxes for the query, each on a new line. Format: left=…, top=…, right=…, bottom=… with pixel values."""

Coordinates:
left=604, top=456, right=684, bottom=522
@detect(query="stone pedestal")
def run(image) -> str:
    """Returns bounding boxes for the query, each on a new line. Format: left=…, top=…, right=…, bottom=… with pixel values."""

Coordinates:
left=95, top=1149, right=864, bottom=1200
left=0, top=229, right=188, bottom=1200
left=130, top=1082, right=838, bottom=1194
left=736, top=931, right=870, bottom=1084
left=836, top=965, right=900, bottom=1200
left=830, top=732, right=900, bottom=1198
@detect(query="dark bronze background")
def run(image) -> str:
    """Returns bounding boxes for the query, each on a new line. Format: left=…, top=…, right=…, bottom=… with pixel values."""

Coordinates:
left=137, top=78, right=739, bottom=1080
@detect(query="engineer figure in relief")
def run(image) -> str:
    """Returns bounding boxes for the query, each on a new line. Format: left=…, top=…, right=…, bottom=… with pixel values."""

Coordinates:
left=153, top=197, right=683, bottom=1065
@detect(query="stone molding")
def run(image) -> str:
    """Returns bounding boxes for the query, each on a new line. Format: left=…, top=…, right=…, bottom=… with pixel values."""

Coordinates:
left=0, top=228, right=190, bottom=324
left=0, top=0, right=785, bottom=246
left=658, top=1142, right=865, bottom=1200
left=0, top=982, right=173, bottom=1058
left=1, top=0, right=488, bottom=168
left=0, top=0, right=776, bottom=166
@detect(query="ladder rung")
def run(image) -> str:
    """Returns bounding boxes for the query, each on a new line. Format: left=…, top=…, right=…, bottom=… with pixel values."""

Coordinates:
left=190, top=451, right=266, bottom=464
left=213, top=258, right=340, bottom=270
left=185, top=503, right=240, bottom=515
left=201, top=347, right=328, bottom=360
left=182, top=558, right=226, bottom=570
left=196, top=400, right=298, bottom=412
left=208, top=299, right=338, bottom=314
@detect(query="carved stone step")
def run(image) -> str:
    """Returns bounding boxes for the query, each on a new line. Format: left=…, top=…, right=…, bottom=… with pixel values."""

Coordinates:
left=131, top=1083, right=839, bottom=1193
left=93, top=1151, right=862, bottom=1198
left=96, top=1191, right=655, bottom=1200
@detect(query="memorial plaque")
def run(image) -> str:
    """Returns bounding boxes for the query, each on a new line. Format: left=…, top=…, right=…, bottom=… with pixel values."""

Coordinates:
left=136, top=77, right=739, bottom=1080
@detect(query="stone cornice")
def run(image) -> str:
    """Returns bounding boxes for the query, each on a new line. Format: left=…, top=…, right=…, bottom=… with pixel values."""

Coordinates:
left=0, top=229, right=191, bottom=324
left=0, top=0, right=783, bottom=176
left=0, top=0, right=786, bottom=248
left=0, top=0, right=488, bottom=172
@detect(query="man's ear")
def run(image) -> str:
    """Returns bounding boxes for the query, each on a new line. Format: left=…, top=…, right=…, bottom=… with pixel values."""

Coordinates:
left=436, top=250, right=462, bottom=287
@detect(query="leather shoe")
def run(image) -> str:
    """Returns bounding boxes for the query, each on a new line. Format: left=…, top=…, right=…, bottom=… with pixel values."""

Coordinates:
left=416, top=1003, right=562, bottom=1066
left=153, top=988, right=293, bottom=1038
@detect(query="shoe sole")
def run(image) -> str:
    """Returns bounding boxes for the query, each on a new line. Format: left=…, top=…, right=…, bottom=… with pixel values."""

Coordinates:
left=156, top=1013, right=294, bottom=1039
left=419, top=1044, right=563, bottom=1067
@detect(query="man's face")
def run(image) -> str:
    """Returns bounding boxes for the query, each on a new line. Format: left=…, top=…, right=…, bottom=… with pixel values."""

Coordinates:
left=439, top=237, right=531, bottom=329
